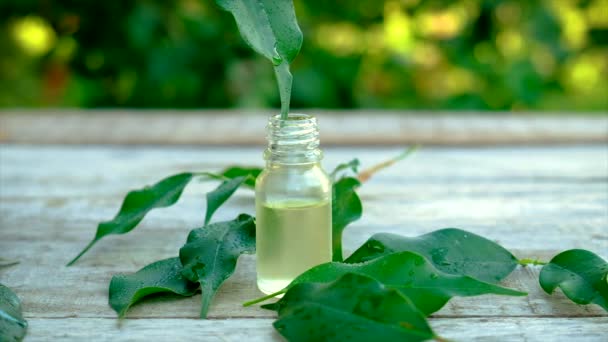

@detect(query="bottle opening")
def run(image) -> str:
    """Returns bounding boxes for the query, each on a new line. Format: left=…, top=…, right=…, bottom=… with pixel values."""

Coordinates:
left=265, top=113, right=322, bottom=164
left=271, top=113, right=315, bottom=122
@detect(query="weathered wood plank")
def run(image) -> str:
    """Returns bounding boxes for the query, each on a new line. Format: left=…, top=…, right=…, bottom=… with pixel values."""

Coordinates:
left=25, top=317, right=608, bottom=342
left=1, top=110, right=606, bottom=144
left=1, top=145, right=606, bottom=322
left=1, top=145, right=606, bottom=253
left=2, top=256, right=607, bottom=320
left=2, top=186, right=605, bottom=252
left=1, top=145, right=606, bottom=197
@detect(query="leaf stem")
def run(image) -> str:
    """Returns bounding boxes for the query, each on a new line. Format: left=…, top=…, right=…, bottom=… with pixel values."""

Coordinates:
left=243, top=290, right=286, bottom=307
left=274, top=63, right=292, bottom=121
left=66, top=239, right=97, bottom=266
left=358, top=145, right=419, bottom=183
left=518, top=258, right=548, bottom=266
left=332, top=230, right=343, bottom=262
left=200, top=297, right=211, bottom=319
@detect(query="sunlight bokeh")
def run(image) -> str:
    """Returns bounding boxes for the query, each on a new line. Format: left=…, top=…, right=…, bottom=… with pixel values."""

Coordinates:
left=0, top=0, right=606, bottom=111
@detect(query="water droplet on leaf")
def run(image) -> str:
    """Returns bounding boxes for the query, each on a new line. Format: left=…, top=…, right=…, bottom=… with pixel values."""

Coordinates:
left=431, top=247, right=449, bottom=266
left=272, top=48, right=282, bottom=66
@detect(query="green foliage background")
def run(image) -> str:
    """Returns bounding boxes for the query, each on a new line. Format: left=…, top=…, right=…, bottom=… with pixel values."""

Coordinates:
left=1, top=0, right=606, bottom=111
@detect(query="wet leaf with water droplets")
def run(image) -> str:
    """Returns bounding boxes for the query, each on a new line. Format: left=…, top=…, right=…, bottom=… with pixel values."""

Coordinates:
left=260, top=251, right=525, bottom=315
left=345, top=228, right=518, bottom=283
left=180, top=214, right=256, bottom=318
left=213, top=0, right=301, bottom=63
left=540, top=249, right=608, bottom=311
left=212, top=0, right=302, bottom=117
left=108, top=257, right=199, bottom=318
left=270, top=273, right=438, bottom=342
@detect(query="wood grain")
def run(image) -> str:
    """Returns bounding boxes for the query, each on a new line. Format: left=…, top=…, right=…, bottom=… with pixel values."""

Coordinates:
left=0, top=110, right=606, bottom=145
left=1, top=144, right=607, bottom=340
left=24, top=317, right=608, bottom=342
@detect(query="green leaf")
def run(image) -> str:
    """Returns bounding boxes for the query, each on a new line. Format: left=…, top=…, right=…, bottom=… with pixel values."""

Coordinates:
left=108, top=257, right=199, bottom=318
left=540, top=249, right=608, bottom=311
left=219, top=166, right=262, bottom=188
left=214, top=0, right=301, bottom=64
left=269, top=273, right=437, bottom=342
left=332, top=177, right=362, bottom=261
left=330, top=158, right=360, bottom=181
left=204, top=176, right=247, bottom=225
left=67, top=173, right=194, bottom=266
left=346, top=229, right=518, bottom=283
left=0, top=284, right=27, bottom=342
left=250, top=252, right=525, bottom=315
left=180, top=214, right=256, bottom=318
left=213, top=0, right=302, bottom=117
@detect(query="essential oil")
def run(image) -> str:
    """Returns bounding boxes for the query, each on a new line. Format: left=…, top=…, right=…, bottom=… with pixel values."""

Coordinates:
left=256, top=200, right=332, bottom=294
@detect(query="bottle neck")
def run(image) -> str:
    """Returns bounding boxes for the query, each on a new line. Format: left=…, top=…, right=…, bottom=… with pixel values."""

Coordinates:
left=264, top=113, right=323, bottom=166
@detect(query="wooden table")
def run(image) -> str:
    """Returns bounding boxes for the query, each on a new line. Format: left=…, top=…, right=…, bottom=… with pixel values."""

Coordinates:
left=1, top=111, right=607, bottom=341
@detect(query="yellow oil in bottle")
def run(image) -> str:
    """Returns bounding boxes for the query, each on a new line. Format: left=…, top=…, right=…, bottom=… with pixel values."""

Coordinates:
left=256, top=199, right=332, bottom=294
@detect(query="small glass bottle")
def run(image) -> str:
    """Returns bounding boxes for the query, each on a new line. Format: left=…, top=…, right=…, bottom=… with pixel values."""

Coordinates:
left=255, top=113, right=332, bottom=294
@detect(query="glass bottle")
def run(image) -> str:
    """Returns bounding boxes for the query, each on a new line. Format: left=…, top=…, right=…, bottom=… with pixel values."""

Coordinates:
left=255, top=113, right=332, bottom=294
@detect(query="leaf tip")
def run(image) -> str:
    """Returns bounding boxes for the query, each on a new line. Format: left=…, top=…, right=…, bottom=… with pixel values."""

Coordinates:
left=514, top=290, right=528, bottom=296
left=66, top=250, right=85, bottom=267
left=67, top=238, right=99, bottom=266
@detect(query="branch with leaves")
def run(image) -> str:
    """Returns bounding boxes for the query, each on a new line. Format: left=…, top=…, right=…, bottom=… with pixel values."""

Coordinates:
left=56, top=147, right=608, bottom=342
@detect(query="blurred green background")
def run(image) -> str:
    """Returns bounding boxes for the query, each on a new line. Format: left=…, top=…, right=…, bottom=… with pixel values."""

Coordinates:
left=0, top=0, right=607, bottom=111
